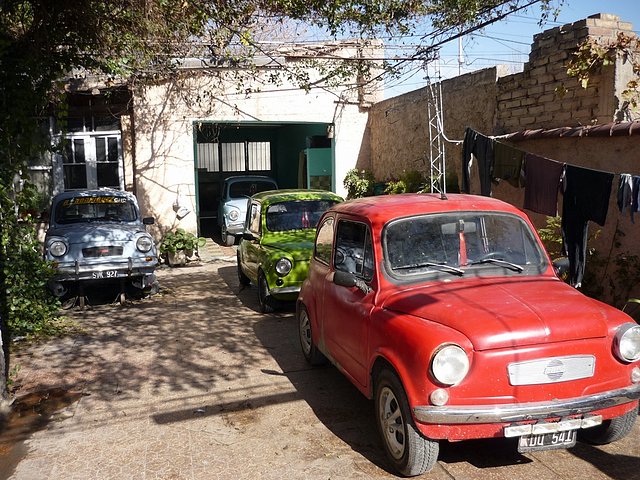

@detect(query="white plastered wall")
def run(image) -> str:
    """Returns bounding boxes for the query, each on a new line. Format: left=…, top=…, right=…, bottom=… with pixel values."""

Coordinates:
left=131, top=51, right=381, bottom=239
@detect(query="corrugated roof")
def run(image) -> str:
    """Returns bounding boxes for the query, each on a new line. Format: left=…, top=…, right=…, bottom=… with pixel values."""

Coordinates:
left=498, top=121, right=640, bottom=141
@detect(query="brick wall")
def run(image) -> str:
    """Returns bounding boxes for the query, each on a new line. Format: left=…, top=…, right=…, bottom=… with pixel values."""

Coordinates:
left=496, top=14, right=635, bottom=132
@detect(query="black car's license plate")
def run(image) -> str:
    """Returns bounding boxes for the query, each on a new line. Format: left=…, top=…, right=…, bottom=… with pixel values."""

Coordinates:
left=517, top=429, right=577, bottom=453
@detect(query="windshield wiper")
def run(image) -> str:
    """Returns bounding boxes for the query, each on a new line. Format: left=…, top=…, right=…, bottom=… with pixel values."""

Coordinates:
left=468, top=258, right=524, bottom=272
left=394, top=262, right=464, bottom=276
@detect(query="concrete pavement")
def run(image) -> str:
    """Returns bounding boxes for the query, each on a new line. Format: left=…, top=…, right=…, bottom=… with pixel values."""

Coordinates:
left=1, top=239, right=639, bottom=479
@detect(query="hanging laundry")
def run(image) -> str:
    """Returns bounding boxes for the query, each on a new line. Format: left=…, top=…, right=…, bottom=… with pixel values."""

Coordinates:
left=561, top=164, right=614, bottom=288
left=461, top=127, right=495, bottom=196
left=617, top=174, right=633, bottom=213
left=523, top=154, right=565, bottom=216
left=631, top=176, right=640, bottom=223
left=616, top=173, right=640, bottom=222
left=493, top=142, right=525, bottom=188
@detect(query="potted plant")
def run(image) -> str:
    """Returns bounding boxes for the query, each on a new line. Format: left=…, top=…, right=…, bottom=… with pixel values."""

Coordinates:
left=159, top=228, right=206, bottom=266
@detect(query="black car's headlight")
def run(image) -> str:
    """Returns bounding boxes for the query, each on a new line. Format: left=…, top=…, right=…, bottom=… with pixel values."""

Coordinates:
left=275, top=258, right=293, bottom=276
left=48, top=240, right=67, bottom=257
left=431, top=344, right=470, bottom=386
left=614, top=323, right=640, bottom=363
left=136, top=235, right=154, bottom=253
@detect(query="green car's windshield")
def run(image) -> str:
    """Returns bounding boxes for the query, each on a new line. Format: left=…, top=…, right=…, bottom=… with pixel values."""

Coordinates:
left=266, top=199, right=340, bottom=232
left=55, top=196, right=137, bottom=224
left=384, top=211, right=547, bottom=278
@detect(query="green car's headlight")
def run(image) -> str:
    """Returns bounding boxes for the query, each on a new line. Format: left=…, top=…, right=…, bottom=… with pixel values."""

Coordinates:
left=275, top=258, right=293, bottom=276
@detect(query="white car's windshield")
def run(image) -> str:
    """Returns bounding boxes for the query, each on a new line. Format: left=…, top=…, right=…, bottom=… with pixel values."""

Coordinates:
left=384, top=211, right=547, bottom=278
left=55, top=196, right=137, bottom=224
left=228, top=181, right=276, bottom=199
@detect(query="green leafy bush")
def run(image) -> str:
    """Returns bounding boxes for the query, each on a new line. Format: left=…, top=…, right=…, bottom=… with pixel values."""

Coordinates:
left=159, top=228, right=206, bottom=255
left=343, top=168, right=375, bottom=199
left=1, top=182, right=61, bottom=338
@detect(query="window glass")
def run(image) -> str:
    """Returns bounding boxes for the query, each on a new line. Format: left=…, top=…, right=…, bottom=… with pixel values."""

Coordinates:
left=229, top=180, right=277, bottom=198
left=384, top=212, right=546, bottom=277
left=335, top=220, right=373, bottom=280
left=248, top=203, right=261, bottom=234
left=266, top=199, right=340, bottom=232
left=221, top=143, right=245, bottom=172
left=247, top=142, right=271, bottom=171
left=55, top=196, right=137, bottom=224
left=314, top=216, right=334, bottom=264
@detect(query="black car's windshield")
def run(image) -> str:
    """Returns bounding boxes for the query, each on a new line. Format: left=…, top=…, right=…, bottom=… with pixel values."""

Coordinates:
left=266, top=199, right=340, bottom=232
left=384, top=211, right=546, bottom=278
left=55, top=196, right=137, bottom=224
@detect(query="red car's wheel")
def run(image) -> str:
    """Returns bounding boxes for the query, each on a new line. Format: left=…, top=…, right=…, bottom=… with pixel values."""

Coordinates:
left=579, top=405, right=638, bottom=445
left=297, top=306, right=326, bottom=365
left=375, top=368, right=439, bottom=476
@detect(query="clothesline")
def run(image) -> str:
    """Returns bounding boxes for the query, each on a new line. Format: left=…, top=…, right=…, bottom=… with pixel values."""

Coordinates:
left=461, top=127, right=636, bottom=290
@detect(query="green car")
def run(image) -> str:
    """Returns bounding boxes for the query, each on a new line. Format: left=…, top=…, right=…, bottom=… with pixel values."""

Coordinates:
left=237, top=189, right=343, bottom=313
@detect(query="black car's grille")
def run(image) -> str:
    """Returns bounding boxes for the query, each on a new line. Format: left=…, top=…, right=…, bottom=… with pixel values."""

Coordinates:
left=82, top=246, right=123, bottom=258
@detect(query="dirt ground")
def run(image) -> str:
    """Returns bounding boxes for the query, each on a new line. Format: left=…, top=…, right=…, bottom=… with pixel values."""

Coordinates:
left=1, top=241, right=639, bottom=480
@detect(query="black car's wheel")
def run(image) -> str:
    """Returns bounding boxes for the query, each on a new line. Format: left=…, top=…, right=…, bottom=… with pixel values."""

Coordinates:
left=579, top=406, right=638, bottom=445
left=237, top=252, right=250, bottom=286
left=297, top=305, right=327, bottom=365
left=375, top=368, right=439, bottom=477
left=258, top=271, right=275, bottom=313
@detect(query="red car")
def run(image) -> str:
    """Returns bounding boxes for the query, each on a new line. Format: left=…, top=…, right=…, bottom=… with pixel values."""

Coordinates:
left=297, top=193, right=640, bottom=476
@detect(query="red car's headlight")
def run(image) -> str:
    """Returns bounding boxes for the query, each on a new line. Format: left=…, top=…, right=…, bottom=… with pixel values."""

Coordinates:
left=431, top=344, right=470, bottom=386
left=614, top=323, right=640, bottom=363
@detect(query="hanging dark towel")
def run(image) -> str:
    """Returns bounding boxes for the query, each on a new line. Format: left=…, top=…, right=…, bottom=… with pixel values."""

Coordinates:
left=617, top=174, right=633, bottom=213
left=561, top=164, right=614, bottom=288
left=523, top=154, right=564, bottom=216
left=632, top=176, right=640, bottom=221
left=617, top=173, right=638, bottom=222
left=493, top=142, right=525, bottom=188
left=461, top=127, right=495, bottom=196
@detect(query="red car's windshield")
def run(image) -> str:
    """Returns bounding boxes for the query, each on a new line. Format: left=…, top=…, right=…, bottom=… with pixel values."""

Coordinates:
left=384, top=211, right=547, bottom=277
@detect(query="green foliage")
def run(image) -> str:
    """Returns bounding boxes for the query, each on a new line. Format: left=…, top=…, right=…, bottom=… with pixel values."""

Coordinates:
left=159, top=228, right=206, bottom=255
left=384, top=180, right=406, bottom=194
left=536, top=215, right=563, bottom=259
left=566, top=32, right=640, bottom=107
left=343, top=168, right=375, bottom=199
left=1, top=181, right=61, bottom=338
left=383, top=170, right=426, bottom=194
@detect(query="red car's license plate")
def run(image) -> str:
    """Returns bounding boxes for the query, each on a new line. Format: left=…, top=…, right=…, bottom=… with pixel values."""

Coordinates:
left=517, top=429, right=577, bottom=453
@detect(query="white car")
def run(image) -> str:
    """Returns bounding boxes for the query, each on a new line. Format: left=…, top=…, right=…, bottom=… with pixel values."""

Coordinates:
left=44, top=189, right=158, bottom=306
left=217, top=175, right=278, bottom=246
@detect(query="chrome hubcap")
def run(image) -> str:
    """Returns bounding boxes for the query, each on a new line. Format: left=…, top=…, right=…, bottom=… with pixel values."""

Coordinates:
left=379, top=386, right=405, bottom=459
left=299, top=312, right=311, bottom=355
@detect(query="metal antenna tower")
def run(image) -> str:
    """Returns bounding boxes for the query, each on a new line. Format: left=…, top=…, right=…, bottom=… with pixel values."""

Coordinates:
left=425, top=57, right=447, bottom=195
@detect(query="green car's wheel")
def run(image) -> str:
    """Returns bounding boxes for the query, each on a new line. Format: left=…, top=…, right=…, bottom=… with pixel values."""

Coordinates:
left=258, top=271, right=275, bottom=313
left=237, top=252, right=250, bottom=286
